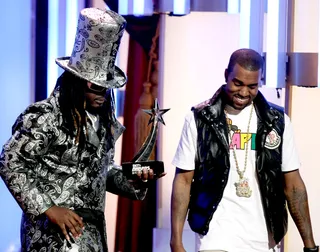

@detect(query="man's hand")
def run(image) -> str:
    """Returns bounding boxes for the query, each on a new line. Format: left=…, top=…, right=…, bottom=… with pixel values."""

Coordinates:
left=128, top=168, right=166, bottom=191
left=45, top=205, right=84, bottom=241
left=136, top=168, right=166, bottom=183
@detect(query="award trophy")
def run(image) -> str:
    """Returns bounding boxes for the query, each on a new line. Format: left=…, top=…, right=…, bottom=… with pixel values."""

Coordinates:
left=122, top=98, right=169, bottom=178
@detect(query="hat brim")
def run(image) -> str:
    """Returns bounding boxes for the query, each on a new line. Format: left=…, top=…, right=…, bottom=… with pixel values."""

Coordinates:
left=55, top=57, right=127, bottom=89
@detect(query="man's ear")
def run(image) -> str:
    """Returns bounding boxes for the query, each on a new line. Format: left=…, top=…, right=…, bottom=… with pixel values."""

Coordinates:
left=224, top=69, right=228, bottom=83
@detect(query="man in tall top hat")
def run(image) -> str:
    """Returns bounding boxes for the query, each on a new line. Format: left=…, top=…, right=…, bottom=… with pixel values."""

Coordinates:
left=0, top=8, right=162, bottom=252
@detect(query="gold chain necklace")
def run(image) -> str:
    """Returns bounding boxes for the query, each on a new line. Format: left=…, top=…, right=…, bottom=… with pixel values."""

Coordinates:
left=225, top=104, right=254, bottom=198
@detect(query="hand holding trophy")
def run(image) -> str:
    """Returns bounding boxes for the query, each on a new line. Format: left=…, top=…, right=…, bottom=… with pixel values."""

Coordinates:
left=122, top=98, right=169, bottom=181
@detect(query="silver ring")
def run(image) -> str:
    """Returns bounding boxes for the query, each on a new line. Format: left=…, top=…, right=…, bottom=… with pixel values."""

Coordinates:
left=142, top=179, right=148, bottom=182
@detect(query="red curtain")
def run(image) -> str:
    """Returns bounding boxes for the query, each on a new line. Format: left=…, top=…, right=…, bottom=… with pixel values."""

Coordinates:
left=115, top=36, right=157, bottom=252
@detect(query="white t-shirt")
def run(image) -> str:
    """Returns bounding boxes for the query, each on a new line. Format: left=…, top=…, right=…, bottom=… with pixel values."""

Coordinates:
left=172, top=105, right=300, bottom=252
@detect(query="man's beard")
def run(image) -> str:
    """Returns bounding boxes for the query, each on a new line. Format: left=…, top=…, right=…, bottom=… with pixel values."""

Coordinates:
left=86, top=103, right=104, bottom=115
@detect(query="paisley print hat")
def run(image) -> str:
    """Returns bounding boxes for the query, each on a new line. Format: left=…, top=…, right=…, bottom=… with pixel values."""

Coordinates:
left=56, top=8, right=127, bottom=88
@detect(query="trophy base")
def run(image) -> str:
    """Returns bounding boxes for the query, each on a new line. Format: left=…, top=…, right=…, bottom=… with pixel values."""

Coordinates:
left=122, top=161, right=164, bottom=178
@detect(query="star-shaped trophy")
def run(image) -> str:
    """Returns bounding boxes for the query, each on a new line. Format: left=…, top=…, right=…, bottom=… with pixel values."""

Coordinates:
left=122, top=98, right=170, bottom=178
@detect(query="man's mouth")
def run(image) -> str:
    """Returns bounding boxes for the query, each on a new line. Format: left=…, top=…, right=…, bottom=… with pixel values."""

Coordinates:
left=95, top=98, right=105, bottom=104
left=234, top=95, right=250, bottom=105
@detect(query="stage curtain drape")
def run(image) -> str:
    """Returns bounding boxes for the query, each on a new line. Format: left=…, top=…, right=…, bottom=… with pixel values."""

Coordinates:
left=115, top=36, right=158, bottom=252
left=102, top=2, right=160, bottom=251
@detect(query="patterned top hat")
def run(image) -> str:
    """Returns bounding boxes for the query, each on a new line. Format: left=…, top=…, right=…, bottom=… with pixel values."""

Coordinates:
left=56, top=8, right=127, bottom=89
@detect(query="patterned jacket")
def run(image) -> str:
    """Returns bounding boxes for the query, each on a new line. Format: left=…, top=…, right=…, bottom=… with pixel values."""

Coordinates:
left=0, top=89, right=144, bottom=251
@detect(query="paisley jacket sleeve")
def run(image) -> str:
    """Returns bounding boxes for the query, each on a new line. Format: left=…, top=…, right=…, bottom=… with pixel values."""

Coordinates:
left=105, top=150, right=148, bottom=200
left=0, top=103, right=58, bottom=216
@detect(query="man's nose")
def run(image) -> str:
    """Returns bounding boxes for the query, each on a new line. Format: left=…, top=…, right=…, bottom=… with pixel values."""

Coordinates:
left=239, top=86, right=249, bottom=97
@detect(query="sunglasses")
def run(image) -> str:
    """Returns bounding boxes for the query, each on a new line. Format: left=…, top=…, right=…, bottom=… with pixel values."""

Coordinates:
left=87, top=82, right=107, bottom=93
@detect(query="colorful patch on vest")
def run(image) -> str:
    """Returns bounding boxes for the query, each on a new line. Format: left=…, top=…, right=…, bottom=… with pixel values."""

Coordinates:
left=264, top=129, right=281, bottom=149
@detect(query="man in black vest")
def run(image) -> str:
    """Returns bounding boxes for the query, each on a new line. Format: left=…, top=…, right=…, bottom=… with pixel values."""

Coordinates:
left=170, top=48, right=318, bottom=252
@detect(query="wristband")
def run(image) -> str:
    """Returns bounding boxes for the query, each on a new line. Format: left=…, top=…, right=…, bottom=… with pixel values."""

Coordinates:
left=304, top=246, right=319, bottom=252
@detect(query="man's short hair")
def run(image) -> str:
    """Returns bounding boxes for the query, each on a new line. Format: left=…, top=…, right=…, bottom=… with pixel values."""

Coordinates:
left=227, top=48, right=264, bottom=73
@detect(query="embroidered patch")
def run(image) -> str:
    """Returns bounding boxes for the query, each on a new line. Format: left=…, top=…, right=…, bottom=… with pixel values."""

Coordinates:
left=265, top=129, right=281, bottom=149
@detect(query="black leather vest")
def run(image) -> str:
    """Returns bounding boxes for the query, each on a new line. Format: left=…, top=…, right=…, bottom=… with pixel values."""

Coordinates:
left=188, top=86, right=287, bottom=244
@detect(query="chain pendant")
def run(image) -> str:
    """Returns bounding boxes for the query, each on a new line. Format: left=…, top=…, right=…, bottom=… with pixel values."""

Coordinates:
left=226, top=104, right=254, bottom=198
left=234, top=177, right=252, bottom=198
